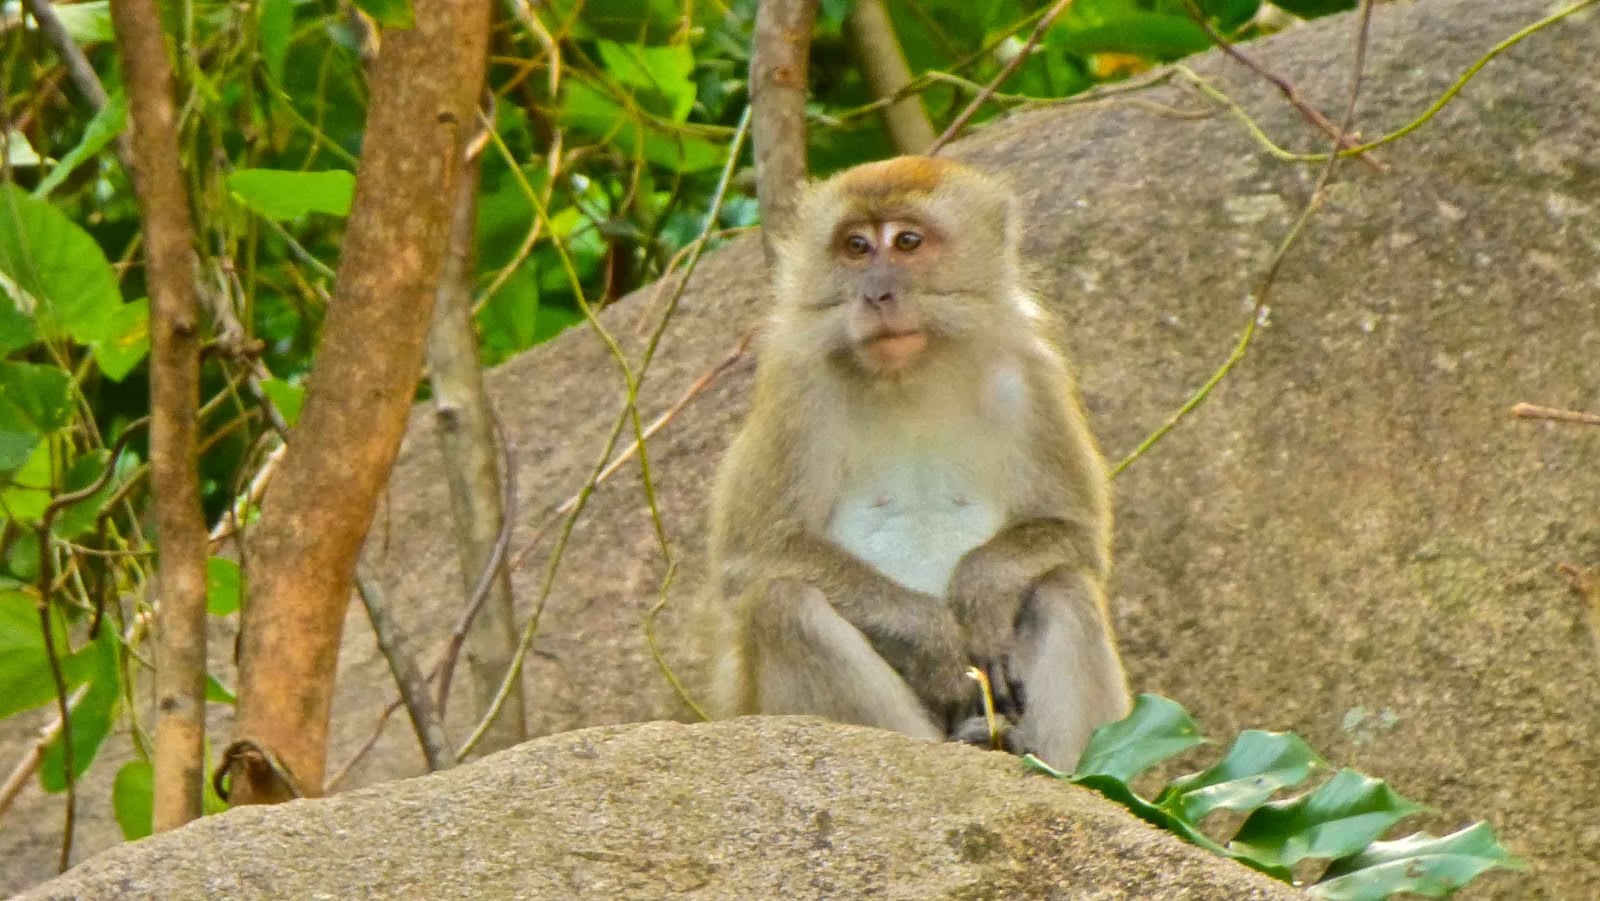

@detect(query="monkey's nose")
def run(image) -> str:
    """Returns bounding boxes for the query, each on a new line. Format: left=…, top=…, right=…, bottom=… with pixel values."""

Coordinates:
left=863, top=291, right=894, bottom=309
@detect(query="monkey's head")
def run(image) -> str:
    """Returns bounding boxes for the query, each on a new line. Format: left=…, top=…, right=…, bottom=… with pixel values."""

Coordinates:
left=773, top=155, right=1025, bottom=378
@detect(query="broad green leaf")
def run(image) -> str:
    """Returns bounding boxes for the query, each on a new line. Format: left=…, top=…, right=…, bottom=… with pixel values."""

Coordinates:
left=258, top=376, right=305, bottom=427
left=558, top=80, right=726, bottom=173
left=1054, top=12, right=1213, bottom=61
left=5, top=530, right=41, bottom=581
left=1271, top=0, right=1358, bottom=18
left=92, top=299, right=151, bottom=381
left=2, top=439, right=54, bottom=521
left=0, top=588, right=68, bottom=718
left=596, top=40, right=696, bottom=122
left=1153, top=0, right=1261, bottom=32
left=260, top=0, right=295, bottom=85
left=1157, top=729, right=1325, bottom=822
left=477, top=265, right=542, bottom=353
left=113, top=760, right=154, bottom=840
left=545, top=0, right=720, bottom=43
left=205, top=556, right=242, bottom=615
left=40, top=628, right=119, bottom=792
left=206, top=672, right=237, bottom=705
left=0, top=361, right=73, bottom=471
left=33, top=94, right=126, bottom=198
left=1230, top=768, right=1427, bottom=868
left=1311, top=822, right=1526, bottom=900
left=351, top=0, right=413, bottom=28
left=52, top=447, right=130, bottom=539
left=19, top=0, right=113, bottom=43
left=1072, top=693, right=1205, bottom=783
left=227, top=168, right=355, bottom=220
left=0, top=184, right=122, bottom=345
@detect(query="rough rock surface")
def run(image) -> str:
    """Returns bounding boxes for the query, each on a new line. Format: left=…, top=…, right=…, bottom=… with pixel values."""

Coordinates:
left=19, top=719, right=1301, bottom=900
left=5, top=0, right=1598, bottom=897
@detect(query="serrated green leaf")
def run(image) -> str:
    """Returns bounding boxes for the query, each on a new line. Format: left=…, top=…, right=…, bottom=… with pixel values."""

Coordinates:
left=1072, top=693, right=1205, bottom=783
left=260, top=0, right=294, bottom=85
left=33, top=93, right=126, bottom=199
left=227, top=168, right=355, bottom=220
left=113, top=759, right=154, bottom=840
left=352, top=0, right=413, bottom=28
left=1310, top=822, right=1526, bottom=901
left=1157, top=729, right=1325, bottom=822
left=0, top=184, right=122, bottom=346
left=91, top=298, right=151, bottom=381
left=205, top=556, right=242, bottom=616
left=258, top=376, right=304, bottom=427
left=1230, top=768, right=1428, bottom=868
left=0, top=361, right=73, bottom=472
left=40, top=628, right=119, bottom=792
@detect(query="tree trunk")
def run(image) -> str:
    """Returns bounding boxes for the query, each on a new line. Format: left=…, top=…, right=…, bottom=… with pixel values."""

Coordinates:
left=227, top=0, right=494, bottom=804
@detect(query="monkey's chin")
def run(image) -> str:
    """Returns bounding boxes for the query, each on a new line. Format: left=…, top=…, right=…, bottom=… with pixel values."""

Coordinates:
left=858, top=331, right=928, bottom=373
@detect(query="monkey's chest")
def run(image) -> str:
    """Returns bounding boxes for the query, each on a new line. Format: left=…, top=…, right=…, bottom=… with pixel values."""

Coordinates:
left=826, top=460, right=1004, bottom=597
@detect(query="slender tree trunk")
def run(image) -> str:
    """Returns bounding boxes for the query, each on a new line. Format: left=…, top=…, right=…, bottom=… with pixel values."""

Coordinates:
left=227, top=0, right=494, bottom=804
left=426, top=148, right=527, bottom=754
left=108, top=0, right=209, bottom=830
left=750, top=0, right=819, bottom=265
left=844, top=0, right=935, bottom=154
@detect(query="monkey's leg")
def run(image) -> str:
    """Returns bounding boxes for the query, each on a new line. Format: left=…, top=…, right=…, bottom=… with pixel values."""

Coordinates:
left=1007, top=567, right=1131, bottom=772
left=744, top=578, right=945, bottom=741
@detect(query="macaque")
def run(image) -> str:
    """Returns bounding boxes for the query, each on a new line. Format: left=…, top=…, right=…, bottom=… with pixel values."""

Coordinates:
left=703, top=155, right=1130, bottom=770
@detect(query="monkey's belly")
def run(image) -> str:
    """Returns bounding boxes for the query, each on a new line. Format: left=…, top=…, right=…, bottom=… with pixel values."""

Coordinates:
left=827, top=476, right=1004, bottom=597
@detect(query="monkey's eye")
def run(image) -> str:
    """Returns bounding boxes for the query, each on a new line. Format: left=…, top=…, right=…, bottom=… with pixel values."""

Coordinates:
left=893, top=231, right=923, bottom=253
left=844, top=234, right=872, bottom=256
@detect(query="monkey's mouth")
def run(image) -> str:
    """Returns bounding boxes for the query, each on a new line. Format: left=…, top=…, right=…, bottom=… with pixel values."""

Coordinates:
left=860, top=329, right=928, bottom=369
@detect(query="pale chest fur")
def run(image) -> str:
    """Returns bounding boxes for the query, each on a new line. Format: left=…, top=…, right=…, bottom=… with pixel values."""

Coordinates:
left=823, top=360, right=1032, bottom=596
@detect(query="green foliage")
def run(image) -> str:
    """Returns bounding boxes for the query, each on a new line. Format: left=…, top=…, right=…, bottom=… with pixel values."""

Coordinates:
left=1027, top=694, right=1524, bottom=897
left=227, top=169, right=356, bottom=220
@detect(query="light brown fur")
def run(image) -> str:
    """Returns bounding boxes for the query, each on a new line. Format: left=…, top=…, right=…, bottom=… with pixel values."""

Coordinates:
left=701, top=156, right=1130, bottom=770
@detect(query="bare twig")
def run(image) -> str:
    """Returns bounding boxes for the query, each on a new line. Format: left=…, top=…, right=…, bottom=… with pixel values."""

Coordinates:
left=750, top=0, right=820, bottom=263
left=1179, top=0, right=1385, bottom=171
left=928, top=0, right=1076, bottom=154
left=355, top=569, right=452, bottom=771
left=1115, top=0, right=1376, bottom=475
left=1512, top=403, right=1600, bottom=427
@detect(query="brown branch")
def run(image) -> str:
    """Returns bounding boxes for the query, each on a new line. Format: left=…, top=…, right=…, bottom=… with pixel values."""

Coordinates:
left=844, top=0, right=935, bottom=154
left=425, top=125, right=525, bottom=752
left=1179, top=0, right=1385, bottom=172
left=354, top=569, right=451, bottom=771
left=750, top=0, right=819, bottom=264
left=227, top=0, right=494, bottom=805
left=928, top=0, right=1076, bottom=154
left=1512, top=402, right=1600, bottom=426
left=109, top=0, right=211, bottom=833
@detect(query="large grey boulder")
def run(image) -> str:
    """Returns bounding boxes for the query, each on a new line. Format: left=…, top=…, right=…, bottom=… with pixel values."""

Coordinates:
left=20, top=719, right=1300, bottom=900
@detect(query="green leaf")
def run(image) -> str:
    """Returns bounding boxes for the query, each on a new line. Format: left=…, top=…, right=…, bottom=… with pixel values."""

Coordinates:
left=1310, top=822, right=1526, bottom=901
left=0, top=184, right=123, bottom=345
left=1230, top=768, right=1428, bottom=868
left=40, top=629, right=119, bottom=792
left=1072, top=693, right=1206, bottom=783
left=0, top=361, right=74, bottom=472
left=33, top=94, right=127, bottom=199
left=258, top=376, right=305, bottom=427
left=92, top=299, right=151, bottom=382
left=596, top=40, right=697, bottom=122
left=0, top=589, right=68, bottom=718
left=205, top=556, right=242, bottom=616
left=259, top=0, right=295, bottom=85
left=1054, top=12, right=1213, bottom=61
left=1271, top=0, right=1357, bottom=19
left=21, top=0, right=113, bottom=44
left=113, top=760, right=154, bottom=840
left=558, top=80, right=726, bottom=173
left=1157, top=729, right=1325, bottom=822
left=351, top=0, right=414, bottom=28
left=52, top=447, right=131, bottom=539
left=205, top=672, right=237, bottom=705
left=227, top=168, right=355, bottom=220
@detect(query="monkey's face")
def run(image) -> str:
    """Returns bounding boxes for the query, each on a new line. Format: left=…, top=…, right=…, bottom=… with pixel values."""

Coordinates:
left=777, top=158, right=1020, bottom=379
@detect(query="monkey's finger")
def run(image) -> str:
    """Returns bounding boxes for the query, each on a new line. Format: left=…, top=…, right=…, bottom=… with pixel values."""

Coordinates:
left=983, top=660, right=1023, bottom=719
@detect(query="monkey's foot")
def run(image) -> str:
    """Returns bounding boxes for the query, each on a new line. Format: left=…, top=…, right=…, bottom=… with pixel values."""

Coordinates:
left=948, top=715, right=1025, bottom=755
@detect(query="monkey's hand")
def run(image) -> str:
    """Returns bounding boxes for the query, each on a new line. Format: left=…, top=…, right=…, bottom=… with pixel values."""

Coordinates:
left=861, top=593, right=976, bottom=713
left=949, top=517, right=1096, bottom=663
